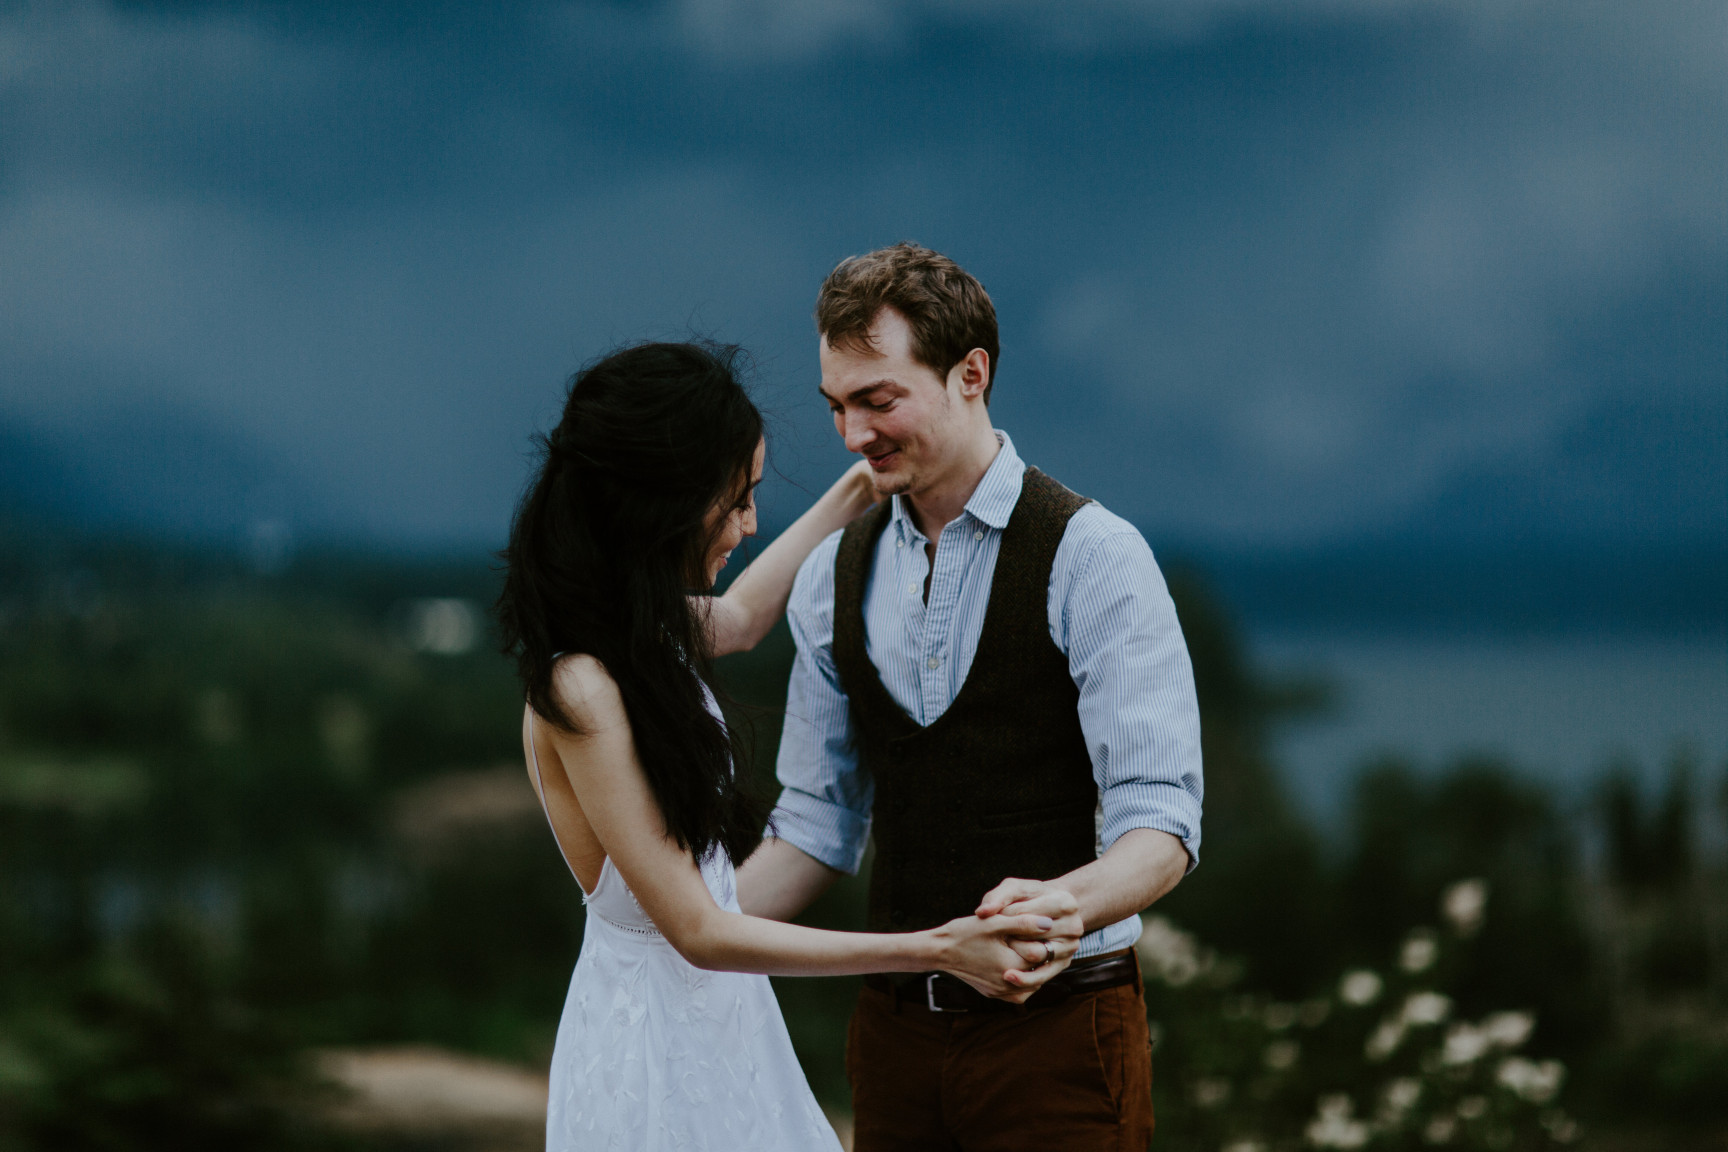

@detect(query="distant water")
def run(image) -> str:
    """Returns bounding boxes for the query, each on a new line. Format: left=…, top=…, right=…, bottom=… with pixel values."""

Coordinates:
left=1252, top=631, right=1728, bottom=822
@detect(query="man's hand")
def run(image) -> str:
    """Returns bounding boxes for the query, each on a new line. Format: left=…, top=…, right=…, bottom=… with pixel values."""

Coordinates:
left=979, top=828, right=1188, bottom=958
left=976, top=877, right=1082, bottom=928
left=970, top=878, right=1085, bottom=997
left=930, top=911, right=1079, bottom=1004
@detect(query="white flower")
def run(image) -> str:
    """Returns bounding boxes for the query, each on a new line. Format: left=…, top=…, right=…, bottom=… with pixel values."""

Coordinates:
left=1423, top=1115, right=1457, bottom=1145
left=1340, top=970, right=1383, bottom=1006
left=1306, top=1095, right=1370, bottom=1149
left=1441, top=878, right=1489, bottom=936
left=1137, top=915, right=1213, bottom=987
left=1481, top=1011, right=1534, bottom=1050
left=1264, top=1039, right=1300, bottom=1071
left=1191, top=1077, right=1232, bottom=1108
left=1223, top=1140, right=1267, bottom=1152
left=1400, top=928, right=1440, bottom=973
left=1443, top=1023, right=1492, bottom=1065
left=1383, top=1077, right=1422, bottom=1115
left=1541, top=1109, right=1580, bottom=1143
left=1366, top=1019, right=1406, bottom=1062
left=1456, top=1095, right=1488, bottom=1120
left=1497, top=1057, right=1565, bottom=1103
left=1401, top=991, right=1453, bottom=1026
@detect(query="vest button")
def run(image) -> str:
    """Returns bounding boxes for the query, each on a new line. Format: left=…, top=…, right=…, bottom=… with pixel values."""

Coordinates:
left=891, top=909, right=907, bottom=926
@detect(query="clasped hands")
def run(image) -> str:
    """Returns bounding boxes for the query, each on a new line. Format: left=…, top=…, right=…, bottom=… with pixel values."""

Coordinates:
left=933, top=878, right=1082, bottom=1004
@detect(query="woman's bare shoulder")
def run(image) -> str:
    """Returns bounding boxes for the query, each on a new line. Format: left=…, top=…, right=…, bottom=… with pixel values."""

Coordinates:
left=548, top=653, right=627, bottom=730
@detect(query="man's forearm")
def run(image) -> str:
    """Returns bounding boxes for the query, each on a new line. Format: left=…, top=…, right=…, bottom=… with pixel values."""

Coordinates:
left=735, top=836, right=845, bottom=922
left=1053, top=828, right=1188, bottom=932
left=973, top=828, right=1188, bottom=938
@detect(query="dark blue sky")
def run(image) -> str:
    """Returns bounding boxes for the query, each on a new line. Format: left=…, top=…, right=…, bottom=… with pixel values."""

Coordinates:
left=1, top=0, right=1722, bottom=553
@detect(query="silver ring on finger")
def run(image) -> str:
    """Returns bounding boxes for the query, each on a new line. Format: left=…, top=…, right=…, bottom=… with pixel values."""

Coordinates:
left=1039, top=941, right=1053, bottom=966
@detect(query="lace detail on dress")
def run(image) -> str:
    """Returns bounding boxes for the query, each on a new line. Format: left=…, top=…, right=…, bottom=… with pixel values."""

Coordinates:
left=590, top=911, right=663, bottom=937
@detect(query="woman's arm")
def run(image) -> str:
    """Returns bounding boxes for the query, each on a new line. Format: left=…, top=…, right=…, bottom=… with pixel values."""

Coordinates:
left=699, top=460, right=876, bottom=658
left=545, top=656, right=1076, bottom=995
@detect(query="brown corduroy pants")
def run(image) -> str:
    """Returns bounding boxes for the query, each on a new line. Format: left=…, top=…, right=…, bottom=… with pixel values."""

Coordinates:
left=845, top=975, right=1153, bottom=1152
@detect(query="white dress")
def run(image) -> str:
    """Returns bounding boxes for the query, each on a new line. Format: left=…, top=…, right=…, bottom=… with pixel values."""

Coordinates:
left=529, top=695, right=842, bottom=1152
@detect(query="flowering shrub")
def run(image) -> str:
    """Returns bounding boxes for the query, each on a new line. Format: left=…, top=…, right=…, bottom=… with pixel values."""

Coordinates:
left=1140, top=879, right=1580, bottom=1151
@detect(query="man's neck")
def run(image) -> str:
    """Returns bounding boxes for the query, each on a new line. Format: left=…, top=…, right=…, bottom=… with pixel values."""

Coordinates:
left=904, top=425, right=1002, bottom=542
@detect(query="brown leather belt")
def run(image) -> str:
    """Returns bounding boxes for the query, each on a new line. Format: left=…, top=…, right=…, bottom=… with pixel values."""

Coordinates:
left=863, top=948, right=1139, bottom=1014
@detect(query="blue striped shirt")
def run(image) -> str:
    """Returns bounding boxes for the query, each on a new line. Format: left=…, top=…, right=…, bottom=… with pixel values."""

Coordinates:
left=770, top=431, right=1203, bottom=958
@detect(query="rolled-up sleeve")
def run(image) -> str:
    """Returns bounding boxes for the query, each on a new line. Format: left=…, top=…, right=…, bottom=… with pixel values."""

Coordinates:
left=1054, top=512, right=1204, bottom=871
left=769, top=532, right=875, bottom=874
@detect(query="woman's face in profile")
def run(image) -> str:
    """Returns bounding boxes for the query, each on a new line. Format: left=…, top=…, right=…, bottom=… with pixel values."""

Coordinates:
left=702, top=438, right=765, bottom=587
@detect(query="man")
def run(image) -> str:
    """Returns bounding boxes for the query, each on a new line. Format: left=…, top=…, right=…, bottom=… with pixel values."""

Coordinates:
left=737, top=243, right=1203, bottom=1150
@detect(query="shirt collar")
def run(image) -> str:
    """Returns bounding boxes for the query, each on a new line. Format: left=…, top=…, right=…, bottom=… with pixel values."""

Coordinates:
left=889, top=430, right=1022, bottom=539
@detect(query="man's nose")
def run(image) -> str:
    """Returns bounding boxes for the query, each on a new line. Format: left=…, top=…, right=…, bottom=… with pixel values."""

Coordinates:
left=842, top=412, right=875, bottom=455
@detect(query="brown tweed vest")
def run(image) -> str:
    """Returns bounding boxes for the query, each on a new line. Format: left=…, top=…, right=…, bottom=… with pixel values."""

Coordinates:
left=833, top=467, right=1099, bottom=934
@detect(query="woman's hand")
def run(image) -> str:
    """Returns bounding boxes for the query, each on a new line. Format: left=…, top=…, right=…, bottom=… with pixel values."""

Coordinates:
left=830, top=458, right=878, bottom=521
left=927, top=911, right=1079, bottom=1003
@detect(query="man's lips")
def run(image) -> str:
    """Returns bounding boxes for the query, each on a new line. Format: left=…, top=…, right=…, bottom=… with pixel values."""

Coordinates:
left=865, top=449, right=899, bottom=471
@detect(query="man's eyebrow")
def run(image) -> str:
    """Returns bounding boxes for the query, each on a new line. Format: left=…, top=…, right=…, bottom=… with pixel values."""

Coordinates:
left=819, top=379, right=899, bottom=404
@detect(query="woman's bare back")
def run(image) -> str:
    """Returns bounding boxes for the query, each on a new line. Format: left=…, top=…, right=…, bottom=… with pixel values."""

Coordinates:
left=521, top=704, right=607, bottom=895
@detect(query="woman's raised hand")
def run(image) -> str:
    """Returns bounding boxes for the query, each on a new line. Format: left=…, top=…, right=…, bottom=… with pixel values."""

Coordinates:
left=831, top=457, right=878, bottom=520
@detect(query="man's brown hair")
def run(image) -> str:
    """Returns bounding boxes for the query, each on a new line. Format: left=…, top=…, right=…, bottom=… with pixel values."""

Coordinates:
left=815, top=242, right=1000, bottom=403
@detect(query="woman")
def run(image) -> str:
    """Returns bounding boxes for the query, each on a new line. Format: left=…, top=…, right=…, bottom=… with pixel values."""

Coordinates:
left=496, top=342, right=1074, bottom=1151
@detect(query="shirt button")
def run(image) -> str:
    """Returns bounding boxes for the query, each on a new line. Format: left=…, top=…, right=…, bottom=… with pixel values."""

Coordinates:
left=973, top=530, right=983, bottom=540
left=927, top=656, right=940, bottom=669
left=908, top=582, right=918, bottom=594
left=895, top=538, right=904, bottom=548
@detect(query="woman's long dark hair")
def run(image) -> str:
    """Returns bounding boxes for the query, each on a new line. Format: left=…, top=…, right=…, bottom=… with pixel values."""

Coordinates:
left=497, top=341, right=764, bottom=865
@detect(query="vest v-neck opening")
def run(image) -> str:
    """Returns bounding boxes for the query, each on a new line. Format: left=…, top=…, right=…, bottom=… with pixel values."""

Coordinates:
left=831, top=467, right=1102, bottom=935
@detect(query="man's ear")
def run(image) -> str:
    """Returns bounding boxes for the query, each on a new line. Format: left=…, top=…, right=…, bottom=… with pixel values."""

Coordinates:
left=949, top=348, right=991, bottom=401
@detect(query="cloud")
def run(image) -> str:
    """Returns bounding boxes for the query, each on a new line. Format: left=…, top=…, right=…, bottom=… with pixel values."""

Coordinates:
left=671, top=0, right=898, bottom=61
left=1012, top=10, right=1725, bottom=542
left=648, top=0, right=1728, bottom=82
left=0, top=0, right=1720, bottom=548
left=0, top=156, right=825, bottom=543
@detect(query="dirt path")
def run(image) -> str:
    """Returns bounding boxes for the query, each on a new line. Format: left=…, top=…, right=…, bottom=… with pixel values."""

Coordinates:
left=315, top=1045, right=854, bottom=1150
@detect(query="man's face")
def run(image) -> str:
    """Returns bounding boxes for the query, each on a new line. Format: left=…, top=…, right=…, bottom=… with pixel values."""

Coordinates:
left=819, top=307, right=968, bottom=499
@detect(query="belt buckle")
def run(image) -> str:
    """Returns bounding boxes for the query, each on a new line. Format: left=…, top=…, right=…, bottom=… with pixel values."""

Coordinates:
left=926, top=973, right=969, bottom=1013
